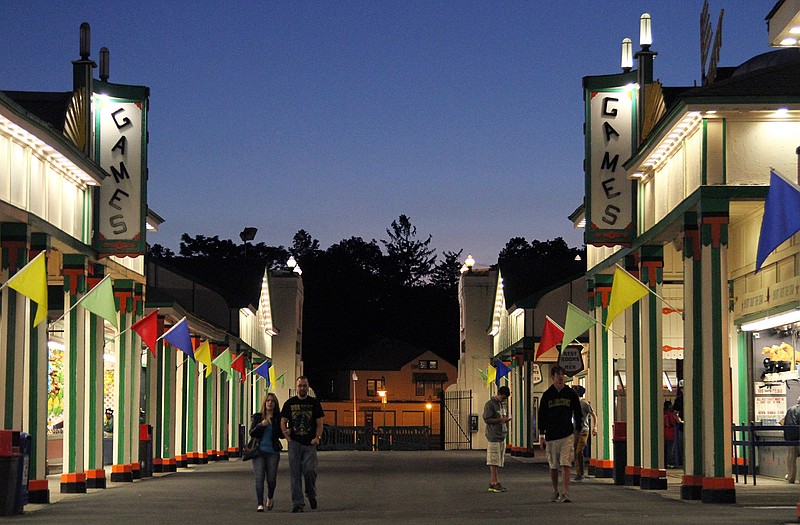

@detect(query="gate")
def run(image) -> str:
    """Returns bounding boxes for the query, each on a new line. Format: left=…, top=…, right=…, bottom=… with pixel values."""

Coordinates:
left=443, top=389, right=472, bottom=450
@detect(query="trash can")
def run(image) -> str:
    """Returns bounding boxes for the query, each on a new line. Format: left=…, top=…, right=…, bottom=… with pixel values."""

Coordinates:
left=0, top=430, right=21, bottom=516
left=15, top=433, right=30, bottom=514
left=139, top=424, right=153, bottom=478
left=612, top=421, right=626, bottom=486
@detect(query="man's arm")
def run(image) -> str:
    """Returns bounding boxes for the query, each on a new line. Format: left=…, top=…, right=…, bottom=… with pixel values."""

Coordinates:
left=312, top=417, right=324, bottom=446
left=281, top=417, right=291, bottom=441
left=589, top=406, right=598, bottom=435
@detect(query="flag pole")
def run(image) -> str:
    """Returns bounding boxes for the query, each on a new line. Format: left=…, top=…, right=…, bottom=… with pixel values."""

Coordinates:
left=614, top=264, right=684, bottom=319
left=0, top=252, right=45, bottom=293
left=49, top=274, right=114, bottom=326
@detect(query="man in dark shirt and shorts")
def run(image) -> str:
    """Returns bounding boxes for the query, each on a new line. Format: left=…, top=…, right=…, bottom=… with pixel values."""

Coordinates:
left=538, top=365, right=582, bottom=503
left=483, top=385, right=511, bottom=492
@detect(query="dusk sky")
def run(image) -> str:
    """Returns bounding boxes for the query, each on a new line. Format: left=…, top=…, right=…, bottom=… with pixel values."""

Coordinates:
left=2, top=1, right=774, bottom=266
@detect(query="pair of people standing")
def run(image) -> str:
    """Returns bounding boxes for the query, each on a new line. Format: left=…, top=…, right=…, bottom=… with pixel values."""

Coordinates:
left=249, top=376, right=325, bottom=513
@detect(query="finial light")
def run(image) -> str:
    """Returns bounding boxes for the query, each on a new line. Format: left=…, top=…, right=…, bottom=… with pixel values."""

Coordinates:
left=639, top=13, right=652, bottom=47
left=621, top=38, right=633, bottom=70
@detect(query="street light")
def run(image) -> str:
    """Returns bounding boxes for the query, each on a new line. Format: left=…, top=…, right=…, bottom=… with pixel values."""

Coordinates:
left=377, top=376, right=387, bottom=427
left=426, top=397, right=433, bottom=449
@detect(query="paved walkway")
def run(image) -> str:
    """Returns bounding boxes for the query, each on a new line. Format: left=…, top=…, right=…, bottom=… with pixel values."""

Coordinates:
left=14, top=451, right=800, bottom=524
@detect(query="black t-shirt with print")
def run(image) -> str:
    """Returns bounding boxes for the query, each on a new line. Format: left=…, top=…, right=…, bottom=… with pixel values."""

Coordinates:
left=281, top=395, right=325, bottom=446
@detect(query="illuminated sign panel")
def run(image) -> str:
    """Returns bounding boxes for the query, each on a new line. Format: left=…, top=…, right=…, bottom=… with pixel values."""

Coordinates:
left=584, top=79, right=636, bottom=247
left=93, top=82, right=148, bottom=257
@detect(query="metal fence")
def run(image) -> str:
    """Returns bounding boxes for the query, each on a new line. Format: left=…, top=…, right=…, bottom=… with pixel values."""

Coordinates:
left=319, top=425, right=431, bottom=451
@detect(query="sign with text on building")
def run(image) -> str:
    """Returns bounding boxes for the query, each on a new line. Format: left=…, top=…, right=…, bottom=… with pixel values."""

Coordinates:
left=754, top=395, right=786, bottom=423
left=93, top=81, right=148, bottom=257
left=584, top=74, right=637, bottom=247
left=559, top=345, right=584, bottom=377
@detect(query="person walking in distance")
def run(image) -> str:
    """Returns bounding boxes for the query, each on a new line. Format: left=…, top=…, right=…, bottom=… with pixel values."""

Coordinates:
left=483, top=385, right=511, bottom=492
left=572, top=385, right=597, bottom=481
left=538, top=366, right=582, bottom=503
left=281, top=376, right=325, bottom=512
left=781, top=396, right=800, bottom=483
left=249, top=392, right=283, bottom=512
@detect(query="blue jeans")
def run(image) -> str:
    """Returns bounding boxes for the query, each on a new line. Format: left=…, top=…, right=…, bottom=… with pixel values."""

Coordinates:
left=288, top=440, right=318, bottom=507
left=252, top=452, right=280, bottom=505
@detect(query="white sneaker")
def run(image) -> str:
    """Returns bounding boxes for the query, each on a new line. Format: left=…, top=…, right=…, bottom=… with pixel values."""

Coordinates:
left=560, top=492, right=572, bottom=503
left=549, top=491, right=559, bottom=502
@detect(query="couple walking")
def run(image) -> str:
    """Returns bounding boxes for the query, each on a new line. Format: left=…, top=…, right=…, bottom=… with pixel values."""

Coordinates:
left=249, top=376, right=325, bottom=513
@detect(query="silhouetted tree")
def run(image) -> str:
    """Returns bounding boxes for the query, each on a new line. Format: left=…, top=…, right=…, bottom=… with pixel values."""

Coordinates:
left=147, top=243, right=175, bottom=259
left=381, top=215, right=437, bottom=287
left=431, top=249, right=463, bottom=293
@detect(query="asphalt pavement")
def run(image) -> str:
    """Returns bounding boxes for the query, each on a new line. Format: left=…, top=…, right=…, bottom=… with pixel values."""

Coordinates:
left=10, top=451, right=800, bottom=524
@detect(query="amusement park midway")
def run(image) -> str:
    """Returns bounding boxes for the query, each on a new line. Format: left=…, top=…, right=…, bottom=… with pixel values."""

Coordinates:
left=18, top=451, right=800, bottom=524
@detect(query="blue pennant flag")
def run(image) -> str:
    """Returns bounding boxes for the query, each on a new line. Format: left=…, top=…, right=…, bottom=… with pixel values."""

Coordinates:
left=495, top=361, right=512, bottom=385
left=163, top=317, right=193, bottom=358
left=756, top=170, right=800, bottom=272
left=253, top=359, right=272, bottom=385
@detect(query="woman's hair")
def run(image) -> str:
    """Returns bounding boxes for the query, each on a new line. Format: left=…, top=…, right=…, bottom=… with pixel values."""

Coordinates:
left=261, top=392, right=281, bottom=419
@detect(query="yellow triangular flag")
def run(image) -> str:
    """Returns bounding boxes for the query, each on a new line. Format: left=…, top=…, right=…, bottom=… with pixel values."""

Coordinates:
left=5, top=252, right=48, bottom=326
left=486, top=365, right=496, bottom=388
left=269, top=364, right=277, bottom=392
left=605, top=266, right=651, bottom=329
left=194, top=340, right=212, bottom=378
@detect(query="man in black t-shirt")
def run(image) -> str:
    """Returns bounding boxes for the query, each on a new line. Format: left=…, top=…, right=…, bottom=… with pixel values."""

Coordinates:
left=281, top=376, right=325, bottom=512
left=538, top=365, right=582, bottom=503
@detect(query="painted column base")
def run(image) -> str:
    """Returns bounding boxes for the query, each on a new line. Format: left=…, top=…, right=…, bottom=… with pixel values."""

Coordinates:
left=199, top=452, right=208, bottom=464
left=681, top=475, right=703, bottom=500
left=176, top=454, right=188, bottom=468
left=85, top=469, right=106, bottom=489
left=187, top=452, right=200, bottom=465
left=131, top=462, right=141, bottom=480
left=216, top=450, right=229, bottom=461
left=60, top=472, right=86, bottom=494
left=594, top=459, right=614, bottom=479
left=205, top=450, right=218, bottom=461
left=624, top=465, right=641, bottom=486
left=110, top=464, right=133, bottom=482
left=701, top=477, right=736, bottom=504
left=639, top=468, right=667, bottom=490
left=227, top=447, right=240, bottom=458
left=27, top=479, right=50, bottom=503
left=732, top=458, right=748, bottom=475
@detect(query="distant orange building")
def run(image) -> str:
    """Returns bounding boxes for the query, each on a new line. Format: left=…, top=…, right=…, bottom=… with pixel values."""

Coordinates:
left=320, top=340, right=456, bottom=438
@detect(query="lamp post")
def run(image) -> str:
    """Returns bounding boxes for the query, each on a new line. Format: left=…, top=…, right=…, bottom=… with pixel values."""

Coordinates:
left=377, top=376, right=387, bottom=427
left=426, top=397, right=433, bottom=448
left=352, top=371, right=358, bottom=427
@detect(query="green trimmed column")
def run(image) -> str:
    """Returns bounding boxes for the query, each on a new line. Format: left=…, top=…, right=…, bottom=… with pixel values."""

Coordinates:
left=84, top=266, right=107, bottom=489
left=589, top=276, right=614, bottom=478
left=155, top=316, right=177, bottom=472
left=639, top=247, right=666, bottom=489
left=623, top=258, right=642, bottom=487
left=698, top=201, right=735, bottom=503
left=60, top=254, right=88, bottom=493
left=681, top=212, right=704, bottom=500
left=111, top=279, right=134, bottom=482
left=129, top=283, right=143, bottom=479
left=185, top=343, right=198, bottom=464
left=1, top=223, right=29, bottom=431
left=175, top=347, right=188, bottom=468
left=25, top=234, right=50, bottom=503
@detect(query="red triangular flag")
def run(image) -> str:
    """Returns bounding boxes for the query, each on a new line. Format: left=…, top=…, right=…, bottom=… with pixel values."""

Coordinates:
left=231, top=353, right=246, bottom=383
left=131, top=310, right=160, bottom=358
left=536, top=316, right=564, bottom=360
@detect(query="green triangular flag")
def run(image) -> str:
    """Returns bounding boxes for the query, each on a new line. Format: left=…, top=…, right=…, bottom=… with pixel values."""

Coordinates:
left=79, top=276, right=118, bottom=329
left=561, top=302, right=597, bottom=352
left=212, top=348, right=233, bottom=377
